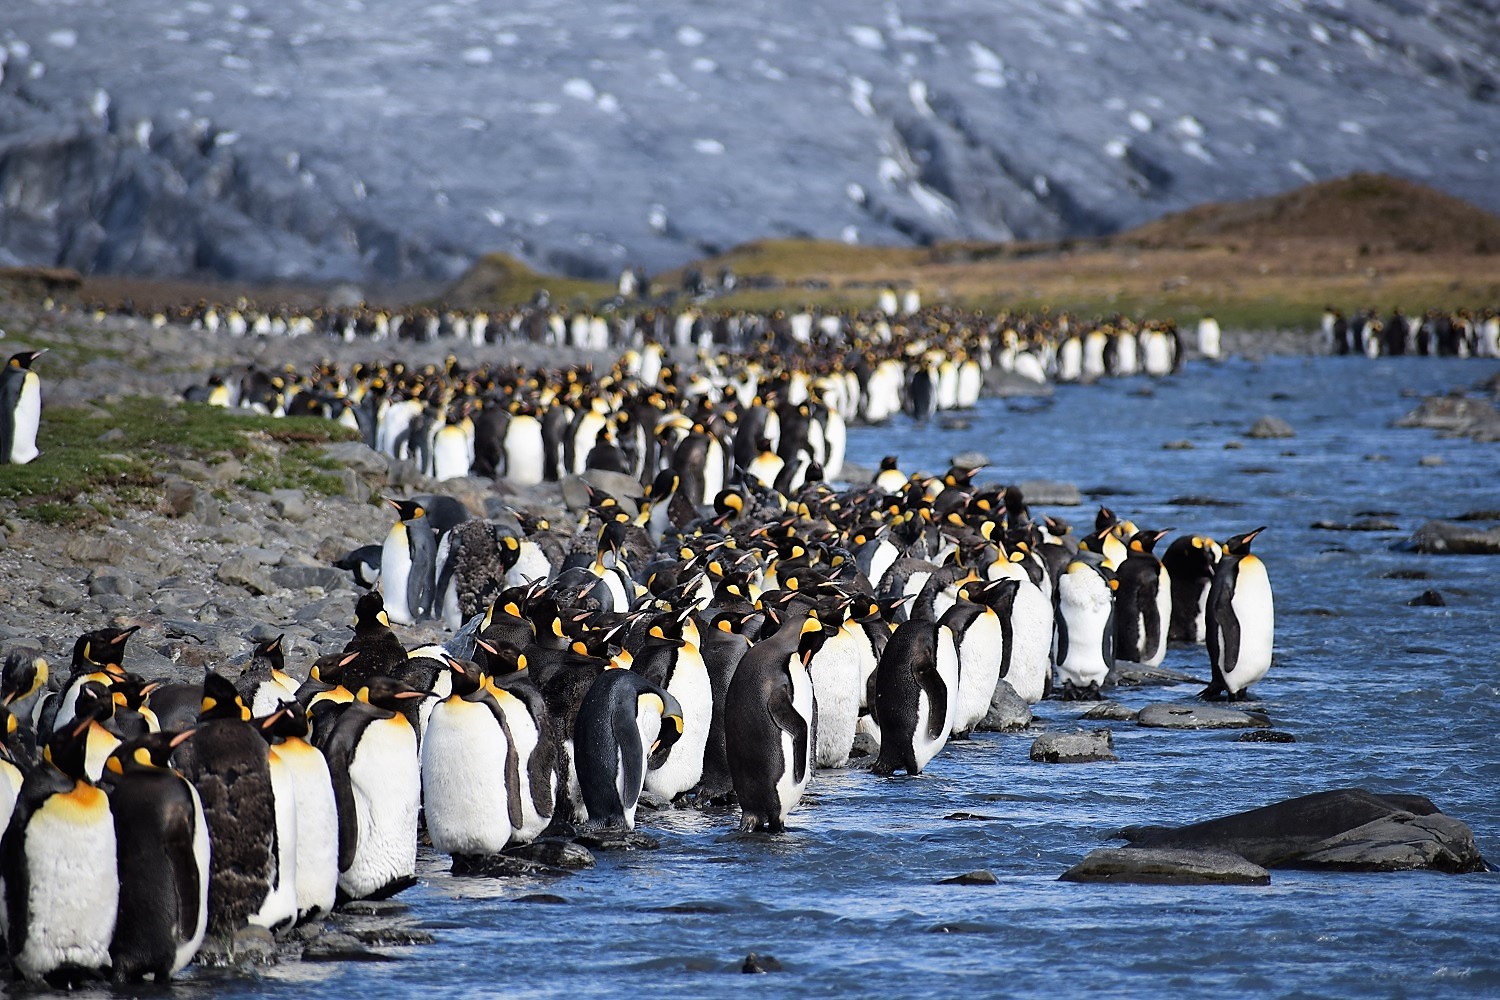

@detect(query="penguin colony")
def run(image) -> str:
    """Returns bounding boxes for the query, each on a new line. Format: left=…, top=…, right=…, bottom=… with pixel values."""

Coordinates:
left=0, top=451, right=1274, bottom=984
left=1319, top=306, right=1500, bottom=358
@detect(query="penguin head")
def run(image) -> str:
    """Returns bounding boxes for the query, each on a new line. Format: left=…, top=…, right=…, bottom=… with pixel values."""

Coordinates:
left=353, top=590, right=392, bottom=632
left=1, top=650, right=47, bottom=705
left=72, top=624, right=140, bottom=672
left=357, top=677, right=432, bottom=711
left=6, top=349, right=45, bottom=371
left=254, top=703, right=310, bottom=743
left=446, top=658, right=484, bottom=697
left=639, top=689, right=685, bottom=756
left=387, top=498, right=427, bottom=523
left=43, top=718, right=95, bottom=781
left=199, top=672, right=252, bottom=722
left=310, top=649, right=359, bottom=686
left=105, top=729, right=195, bottom=775
left=1127, top=528, right=1172, bottom=555
left=796, top=613, right=837, bottom=665
left=473, top=638, right=528, bottom=677
left=73, top=680, right=116, bottom=725
left=249, top=634, right=286, bottom=673
left=1224, top=527, right=1266, bottom=556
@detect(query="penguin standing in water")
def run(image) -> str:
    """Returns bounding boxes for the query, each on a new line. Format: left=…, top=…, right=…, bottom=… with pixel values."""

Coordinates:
left=473, top=641, right=557, bottom=845
left=871, top=617, right=959, bottom=776
left=689, top=611, right=750, bottom=801
left=323, top=678, right=428, bottom=901
left=1203, top=528, right=1274, bottom=701
left=247, top=710, right=299, bottom=932
left=572, top=668, right=682, bottom=831
left=942, top=578, right=1020, bottom=737
left=1054, top=556, right=1116, bottom=699
left=725, top=613, right=819, bottom=832
left=1113, top=529, right=1173, bottom=667
left=0, top=349, right=45, bottom=466
left=381, top=498, right=437, bottom=625
left=174, top=673, right=276, bottom=937
left=422, top=659, right=513, bottom=857
left=1161, top=535, right=1221, bottom=643
left=258, top=705, right=338, bottom=921
left=633, top=616, right=712, bottom=802
left=1, top=718, right=118, bottom=984
left=103, top=730, right=210, bottom=982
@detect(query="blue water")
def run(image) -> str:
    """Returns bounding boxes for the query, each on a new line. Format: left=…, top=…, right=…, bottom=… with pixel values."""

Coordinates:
left=182, top=357, right=1500, bottom=998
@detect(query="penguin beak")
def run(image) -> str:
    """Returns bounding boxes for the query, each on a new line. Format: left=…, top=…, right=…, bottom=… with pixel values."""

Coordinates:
left=169, top=729, right=198, bottom=748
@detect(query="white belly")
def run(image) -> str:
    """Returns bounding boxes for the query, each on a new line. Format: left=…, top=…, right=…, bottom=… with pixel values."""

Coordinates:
left=250, top=753, right=299, bottom=930
left=1057, top=576, right=1113, bottom=688
left=432, top=427, right=471, bottom=481
left=340, top=718, right=420, bottom=900
left=10, top=373, right=41, bottom=464
left=381, top=526, right=416, bottom=626
left=423, top=700, right=513, bottom=855
left=809, top=630, right=863, bottom=768
left=3, top=786, right=118, bottom=980
left=1225, top=564, right=1275, bottom=692
left=952, top=613, right=1004, bottom=734
left=644, top=653, right=712, bottom=800
left=279, top=740, right=339, bottom=918
left=504, top=419, right=546, bottom=486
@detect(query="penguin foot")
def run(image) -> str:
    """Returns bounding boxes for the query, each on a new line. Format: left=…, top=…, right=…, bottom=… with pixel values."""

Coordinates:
left=1197, top=684, right=1228, bottom=702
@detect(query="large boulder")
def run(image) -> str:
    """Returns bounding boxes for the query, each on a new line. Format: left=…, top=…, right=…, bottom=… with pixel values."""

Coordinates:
left=1137, top=703, right=1270, bottom=729
left=1113, top=788, right=1487, bottom=873
left=1401, top=520, right=1500, bottom=555
left=1061, top=847, right=1270, bottom=885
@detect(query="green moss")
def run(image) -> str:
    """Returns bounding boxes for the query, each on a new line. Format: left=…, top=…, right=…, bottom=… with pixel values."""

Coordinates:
left=21, top=501, right=92, bottom=526
left=0, top=397, right=355, bottom=509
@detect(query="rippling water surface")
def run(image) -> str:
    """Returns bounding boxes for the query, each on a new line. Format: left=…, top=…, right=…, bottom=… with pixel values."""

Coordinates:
left=184, top=357, right=1500, bottom=998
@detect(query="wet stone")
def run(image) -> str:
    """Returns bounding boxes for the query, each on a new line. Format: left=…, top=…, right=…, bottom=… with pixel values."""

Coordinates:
left=1083, top=701, right=1138, bottom=722
left=1162, top=439, right=1195, bottom=450
left=513, top=893, right=569, bottom=905
left=742, top=953, right=784, bottom=974
left=1406, top=589, right=1446, bottom=607
left=977, top=680, right=1032, bottom=731
left=1137, top=704, right=1271, bottom=730
left=1237, top=730, right=1296, bottom=744
left=1247, top=415, right=1295, bottom=438
left=939, top=869, right=998, bottom=886
left=1060, top=847, right=1271, bottom=886
left=1030, top=729, right=1117, bottom=763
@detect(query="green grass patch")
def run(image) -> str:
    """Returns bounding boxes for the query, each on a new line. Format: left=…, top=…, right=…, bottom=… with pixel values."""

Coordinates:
left=0, top=397, right=356, bottom=521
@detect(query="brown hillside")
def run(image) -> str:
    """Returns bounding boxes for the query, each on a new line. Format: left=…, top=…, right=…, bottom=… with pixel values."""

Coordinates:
left=1119, top=173, right=1500, bottom=255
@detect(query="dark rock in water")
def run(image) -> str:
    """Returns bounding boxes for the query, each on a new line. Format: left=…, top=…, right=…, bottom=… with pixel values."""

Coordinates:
left=300, top=931, right=398, bottom=963
left=1407, top=589, right=1447, bottom=607
left=576, top=828, right=660, bottom=851
left=509, top=838, right=597, bottom=870
left=450, top=853, right=563, bottom=878
left=977, top=680, right=1032, bottom=731
left=1454, top=509, right=1500, bottom=522
left=1382, top=569, right=1431, bottom=580
left=1060, top=847, right=1271, bottom=886
left=195, top=926, right=278, bottom=967
left=1016, top=479, right=1080, bottom=506
left=1237, top=730, right=1296, bottom=744
left=1162, top=439, right=1195, bottom=450
left=1311, top=518, right=1400, bottom=532
left=1115, top=788, right=1487, bottom=873
left=1030, top=729, right=1116, bottom=763
left=1402, top=520, right=1500, bottom=554
left=939, top=869, right=999, bottom=886
left=1168, top=495, right=1239, bottom=507
left=1247, top=416, right=1295, bottom=439
left=344, top=925, right=436, bottom=947
left=742, top=953, right=784, bottom=974
left=941, top=417, right=974, bottom=431
left=1418, top=454, right=1445, bottom=467
left=1395, top=395, right=1500, bottom=439
left=513, top=893, right=569, bottom=905
left=1137, top=703, right=1270, bottom=730
left=1107, top=662, right=1200, bottom=687
left=944, top=812, right=997, bottom=821
left=950, top=450, right=990, bottom=469
left=1083, top=701, right=1138, bottom=722
left=337, top=899, right=410, bottom=917
left=1223, top=440, right=1244, bottom=450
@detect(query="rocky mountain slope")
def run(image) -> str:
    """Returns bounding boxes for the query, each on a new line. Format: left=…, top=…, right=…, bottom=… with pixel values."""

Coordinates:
left=2, top=1, right=1498, bottom=287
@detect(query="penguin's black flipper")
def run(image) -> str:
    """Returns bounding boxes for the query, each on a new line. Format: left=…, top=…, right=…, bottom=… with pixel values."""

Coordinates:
left=914, top=661, right=949, bottom=744
left=0, top=369, right=21, bottom=464
left=320, top=710, right=370, bottom=873
left=767, top=687, right=809, bottom=786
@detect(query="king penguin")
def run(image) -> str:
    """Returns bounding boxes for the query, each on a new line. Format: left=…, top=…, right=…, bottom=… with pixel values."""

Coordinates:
left=1112, top=529, right=1173, bottom=668
left=572, top=668, right=683, bottom=831
left=421, top=658, right=514, bottom=858
left=1203, top=528, right=1274, bottom=701
left=871, top=617, right=959, bottom=775
left=1, top=717, right=119, bottom=984
left=103, top=730, right=209, bottom=982
left=257, top=704, right=338, bottom=921
left=323, top=677, right=428, bottom=901
left=1054, top=556, right=1116, bottom=699
left=1161, top=534, right=1221, bottom=643
left=724, top=611, right=818, bottom=832
left=0, top=349, right=45, bottom=466
left=381, top=498, right=437, bottom=626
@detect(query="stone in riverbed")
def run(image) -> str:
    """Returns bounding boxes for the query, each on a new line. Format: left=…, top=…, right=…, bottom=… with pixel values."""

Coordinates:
left=1082, top=701, right=1138, bottom=722
left=939, top=869, right=998, bottom=885
left=269, top=488, right=311, bottom=522
left=1247, top=415, right=1295, bottom=438
left=976, top=680, right=1032, bottom=731
left=1402, top=520, right=1500, bottom=554
left=1030, top=729, right=1116, bottom=763
left=1016, top=479, right=1080, bottom=506
left=1137, top=703, right=1270, bottom=730
left=1113, top=788, right=1487, bottom=873
left=1060, top=847, right=1270, bottom=885
left=950, top=450, right=990, bottom=470
left=1236, top=730, right=1296, bottom=744
left=216, top=555, right=277, bottom=595
left=1107, top=662, right=1201, bottom=687
left=1406, top=589, right=1446, bottom=607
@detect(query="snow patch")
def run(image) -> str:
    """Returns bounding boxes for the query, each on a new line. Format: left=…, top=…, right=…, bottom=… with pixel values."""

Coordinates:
left=484, top=208, right=506, bottom=227
left=847, top=26, right=886, bottom=51
left=462, top=46, right=492, bottom=65
left=1288, top=160, right=1316, bottom=182
left=968, top=41, right=1004, bottom=73
left=691, top=57, right=717, bottom=73
left=562, top=78, right=597, bottom=102
left=47, top=29, right=78, bottom=50
left=648, top=205, right=668, bottom=232
left=494, top=32, right=518, bottom=46
left=846, top=182, right=866, bottom=205
left=1255, top=57, right=1280, bottom=75
left=676, top=25, right=705, bottom=47
left=1128, top=111, right=1153, bottom=132
left=1032, top=174, right=1049, bottom=196
left=1181, top=140, right=1213, bottom=163
left=974, top=70, right=1004, bottom=89
left=909, top=182, right=956, bottom=221
left=754, top=60, right=785, bottom=81
left=909, top=80, right=932, bottom=118
left=878, top=157, right=905, bottom=188
left=841, top=225, right=860, bottom=244
left=1251, top=106, right=1283, bottom=128
left=1338, top=120, right=1364, bottom=135
left=1309, top=22, right=1331, bottom=45
left=849, top=77, right=875, bottom=117
left=90, top=88, right=110, bottom=120
left=1172, top=115, right=1204, bottom=138
left=1104, top=138, right=1129, bottom=159
left=596, top=93, right=621, bottom=114
left=693, top=138, right=725, bottom=155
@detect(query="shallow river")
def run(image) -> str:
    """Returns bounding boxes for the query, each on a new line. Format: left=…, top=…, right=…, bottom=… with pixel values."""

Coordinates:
left=187, top=356, right=1500, bottom=998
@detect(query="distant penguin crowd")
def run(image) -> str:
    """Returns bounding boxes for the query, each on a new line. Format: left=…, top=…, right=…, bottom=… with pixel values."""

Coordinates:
left=0, top=436, right=1275, bottom=982
left=1320, top=305, right=1500, bottom=358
